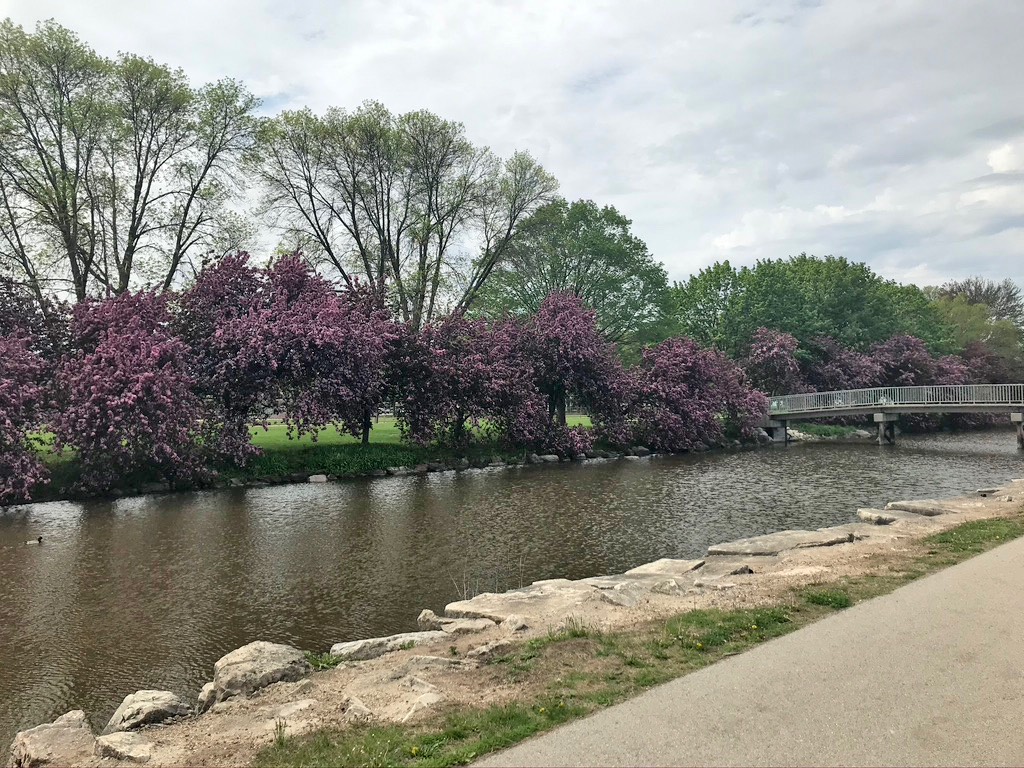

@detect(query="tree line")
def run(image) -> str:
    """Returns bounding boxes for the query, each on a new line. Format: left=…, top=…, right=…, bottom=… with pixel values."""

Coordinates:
left=0, top=259, right=764, bottom=503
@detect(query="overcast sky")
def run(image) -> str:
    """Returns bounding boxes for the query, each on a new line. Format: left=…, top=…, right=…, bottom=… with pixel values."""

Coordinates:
left=5, top=0, right=1022, bottom=286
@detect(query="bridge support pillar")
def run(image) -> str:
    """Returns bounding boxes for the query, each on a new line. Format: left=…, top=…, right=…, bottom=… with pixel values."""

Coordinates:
left=1013, top=413, right=1024, bottom=449
left=764, top=419, right=788, bottom=443
left=874, top=413, right=898, bottom=446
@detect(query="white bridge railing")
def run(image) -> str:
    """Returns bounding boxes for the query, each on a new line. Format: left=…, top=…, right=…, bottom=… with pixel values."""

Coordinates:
left=769, top=384, right=1024, bottom=416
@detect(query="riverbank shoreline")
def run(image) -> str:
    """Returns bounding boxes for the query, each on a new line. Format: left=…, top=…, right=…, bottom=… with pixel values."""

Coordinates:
left=22, top=413, right=1004, bottom=511
left=9, top=477, right=1023, bottom=767
left=15, top=438, right=761, bottom=509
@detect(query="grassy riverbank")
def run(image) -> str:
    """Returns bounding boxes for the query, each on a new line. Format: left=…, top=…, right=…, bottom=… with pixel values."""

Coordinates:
left=237, top=415, right=592, bottom=482
left=29, top=416, right=593, bottom=502
left=254, top=513, right=1024, bottom=768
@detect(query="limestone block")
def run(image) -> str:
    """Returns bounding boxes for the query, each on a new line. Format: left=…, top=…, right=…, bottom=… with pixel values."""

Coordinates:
left=103, top=690, right=190, bottom=733
left=211, top=641, right=310, bottom=703
left=330, top=631, right=446, bottom=662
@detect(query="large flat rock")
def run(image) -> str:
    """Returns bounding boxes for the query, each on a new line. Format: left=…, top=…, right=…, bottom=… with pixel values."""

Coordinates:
left=416, top=609, right=496, bottom=635
left=94, top=732, right=154, bottom=763
left=330, top=631, right=447, bottom=661
left=885, top=500, right=956, bottom=516
left=858, top=508, right=926, bottom=525
left=623, top=558, right=705, bottom=577
left=445, top=579, right=600, bottom=623
left=103, top=690, right=189, bottom=734
left=707, top=529, right=854, bottom=557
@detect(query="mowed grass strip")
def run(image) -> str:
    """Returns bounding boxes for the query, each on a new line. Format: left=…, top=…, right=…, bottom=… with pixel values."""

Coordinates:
left=250, top=415, right=593, bottom=450
left=26, top=415, right=595, bottom=499
left=254, top=513, right=1024, bottom=768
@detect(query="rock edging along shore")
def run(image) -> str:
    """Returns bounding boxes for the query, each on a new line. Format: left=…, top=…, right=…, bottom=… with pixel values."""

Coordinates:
left=24, top=437, right=774, bottom=507
left=9, top=480, right=1021, bottom=767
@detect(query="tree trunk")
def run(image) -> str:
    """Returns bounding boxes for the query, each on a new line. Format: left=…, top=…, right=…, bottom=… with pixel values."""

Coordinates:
left=361, top=408, right=372, bottom=445
left=453, top=409, right=465, bottom=446
left=556, top=393, right=567, bottom=427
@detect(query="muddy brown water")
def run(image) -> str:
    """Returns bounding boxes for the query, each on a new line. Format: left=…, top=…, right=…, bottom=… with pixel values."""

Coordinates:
left=1, top=430, right=1022, bottom=744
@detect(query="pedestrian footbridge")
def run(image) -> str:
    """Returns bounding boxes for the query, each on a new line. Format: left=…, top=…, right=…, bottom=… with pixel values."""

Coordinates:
left=764, top=384, right=1024, bottom=446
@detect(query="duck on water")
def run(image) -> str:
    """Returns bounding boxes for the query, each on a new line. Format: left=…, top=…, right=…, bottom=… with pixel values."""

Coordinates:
left=24, top=536, right=42, bottom=545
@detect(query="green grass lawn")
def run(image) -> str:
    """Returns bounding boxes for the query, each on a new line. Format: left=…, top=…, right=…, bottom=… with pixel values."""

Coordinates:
left=24, top=414, right=595, bottom=499
left=251, top=419, right=404, bottom=449
left=240, top=414, right=592, bottom=481
left=250, top=415, right=592, bottom=450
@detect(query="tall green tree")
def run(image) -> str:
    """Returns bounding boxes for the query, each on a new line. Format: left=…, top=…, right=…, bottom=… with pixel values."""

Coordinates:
left=937, top=276, right=1024, bottom=328
left=668, top=260, right=741, bottom=348
left=0, top=19, right=259, bottom=303
left=476, top=198, right=669, bottom=346
left=670, top=254, right=954, bottom=355
left=931, top=295, right=1022, bottom=359
left=252, top=102, right=558, bottom=330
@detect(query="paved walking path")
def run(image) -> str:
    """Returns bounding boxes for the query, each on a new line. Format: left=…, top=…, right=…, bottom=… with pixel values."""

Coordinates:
left=479, top=536, right=1024, bottom=767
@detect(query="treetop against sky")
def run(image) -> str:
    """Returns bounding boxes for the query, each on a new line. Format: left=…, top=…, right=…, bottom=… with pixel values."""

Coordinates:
left=3, top=1, right=1023, bottom=288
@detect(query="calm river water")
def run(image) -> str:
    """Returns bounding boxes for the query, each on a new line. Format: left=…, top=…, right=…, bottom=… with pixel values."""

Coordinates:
left=1, top=430, right=1022, bottom=742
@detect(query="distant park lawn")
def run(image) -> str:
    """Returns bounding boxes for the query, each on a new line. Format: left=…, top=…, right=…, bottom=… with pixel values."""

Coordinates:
left=37, top=414, right=595, bottom=458
left=27, top=414, right=596, bottom=499
left=250, top=414, right=593, bottom=450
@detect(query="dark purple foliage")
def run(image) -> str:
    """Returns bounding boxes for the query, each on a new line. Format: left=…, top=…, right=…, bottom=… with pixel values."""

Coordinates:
left=0, top=277, right=68, bottom=361
left=802, top=336, right=881, bottom=392
left=962, top=341, right=1022, bottom=385
left=176, top=253, right=274, bottom=464
left=54, top=293, right=205, bottom=491
left=179, top=254, right=400, bottom=458
left=0, top=333, right=50, bottom=503
left=744, top=327, right=804, bottom=395
left=392, top=317, right=541, bottom=448
left=520, top=293, right=631, bottom=454
left=631, top=337, right=768, bottom=452
left=868, top=335, right=940, bottom=387
left=265, top=259, right=399, bottom=443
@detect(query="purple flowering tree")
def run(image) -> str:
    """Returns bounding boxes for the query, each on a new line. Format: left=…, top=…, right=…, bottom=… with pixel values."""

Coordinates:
left=868, top=335, right=938, bottom=387
left=802, top=336, right=881, bottom=392
left=176, top=252, right=273, bottom=464
left=180, top=253, right=401, bottom=455
left=0, top=333, right=49, bottom=503
left=53, top=293, right=205, bottom=491
left=264, top=258, right=399, bottom=444
left=0, top=277, right=68, bottom=358
left=392, top=317, right=542, bottom=449
left=520, top=293, right=628, bottom=454
left=631, top=337, right=768, bottom=452
left=743, top=327, right=805, bottom=395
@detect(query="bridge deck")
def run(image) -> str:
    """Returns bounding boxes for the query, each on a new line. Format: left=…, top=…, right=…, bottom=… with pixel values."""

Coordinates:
left=769, top=384, right=1024, bottom=421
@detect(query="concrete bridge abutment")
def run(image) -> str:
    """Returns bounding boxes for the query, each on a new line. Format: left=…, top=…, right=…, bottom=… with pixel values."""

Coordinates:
left=874, top=413, right=898, bottom=446
left=764, top=419, right=788, bottom=443
left=1013, top=413, right=1024, bottom=449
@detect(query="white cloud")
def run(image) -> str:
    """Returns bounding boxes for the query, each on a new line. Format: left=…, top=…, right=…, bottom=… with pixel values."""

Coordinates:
left=6, top=0, right=1024, bottom=286
left=988, top=142, right=1024, bottom=173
